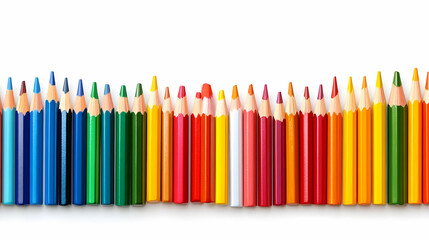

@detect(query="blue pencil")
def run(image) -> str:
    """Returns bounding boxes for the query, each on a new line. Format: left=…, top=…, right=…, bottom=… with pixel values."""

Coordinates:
left=45, top=71, right=59, bottom=205
left=16, top=81, right=30, bottom=205
left=73, top=79, right=87, bottom=205
left=2, top=77, right=16, bottom=205
left=101, top=84, right=114, bottom=205
left=29, top=77, right=43, bottom=205
left=58, top=78, right=72, bottom=205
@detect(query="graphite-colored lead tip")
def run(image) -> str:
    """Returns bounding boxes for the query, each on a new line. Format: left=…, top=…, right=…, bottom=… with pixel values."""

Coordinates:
left=164, top=87, right=170, bottom=99
left=151, top=76, right=158, bottom=91
left=49, top=71, right=55, bottom=85
left=413, top=68, right=419, bottom=81
left=77, top=79, right=84, bottom=96
left=317, top=84, right=324, bottom=100
left=62, top=78, right=69, bottom=93
left=393, top=71, right=402, bottom=87
left=288, top=82, right=294, bottom=96
left=362, top=76, right=367, bottom=89
left=120, top=85, right=127, bottom=97
left=347, top=77, right=354, bottom=93
left=331, top=77, right=338, bottom=98
left=135, top=83, right=143, bottom=97
left=248, top=84, right=254, bottom=95
left=218, top=90, right=225, bottom=100
left=91, top=82, right=98, bottom=99
left=104, top=84, right=111, bottom=95
left=376, top=72, right=383, bottom=88
left=7, top=77, right=13, bottom=90
left=426, top=72, right=429, bottom=90
left=33, top=77, right=41, bottom=94
left=202, top=83, right=213, bottom=98
left=20, top=81, right=27, bottom=95
left=178, top=86, right=186, bottom=98
left=304, top=86, right=309, bottom=99
left=195, top=92, right=202, bottom=99
left=232, top=85, right=239, bottom=99
left=262, top=84, right=269, bottom=100
left=276, top=92, right=283, bottom=103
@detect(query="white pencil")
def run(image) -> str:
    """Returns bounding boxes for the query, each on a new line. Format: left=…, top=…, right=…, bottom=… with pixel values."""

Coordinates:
left=229, top=85, right=242, bottom=207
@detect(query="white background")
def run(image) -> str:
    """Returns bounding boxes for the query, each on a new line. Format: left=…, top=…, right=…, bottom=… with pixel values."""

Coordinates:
left=0, top=0, right=428, bottom=239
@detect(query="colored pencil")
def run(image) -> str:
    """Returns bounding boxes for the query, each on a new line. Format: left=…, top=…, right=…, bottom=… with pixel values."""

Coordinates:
left=162, top=87, right=173, bottom=202
left=358, top=77, right=371, bottom=205
left=299, top=86, right=313, bottom=204
left=423, top=72, right=429, bottom=204
left=286, top=83, right=299, bottom=205
left=314, top=85, right=327, bottom=205
left=388, top=71, right=408, bottom=205
left=191, top=92, right=202, bottom=202
left=147, top=76, right=161, bottom=203
left=243, top=84, right=257, bottom=207
left=173, top=86, right=189, bottom=204
left=215, top=90, right=228, bottom=205
left=45, top=72, right=58, bottom=205
left=73, top=79, right=87, bottom=205
left=16, top=81, right=30, bottom=205
left=30, top=77, right=43, bottom=205
left=101, top=84, right=114, bottom=205
left=343, top=77, right=357, bottom=205
left=327, top=77, right=342, bottom=205
left=273, top=92, right=286, bottom=206
left=58, top=78, right=72, bottom=206
left=131, top=83, right=146, bottom=205
left=408, top=68, right=422, bottom=204
left=229, top=85, right=242, bottom=207
left=116, top=85, right=131, bottom=206
left=3, top=77, right=15, bottom=205
left=87, top=82, right=101, bottom=205
left=201, top=83, right=215, bottom=203
left=258, top=84, right=272, bottom=207
left=373, top=72, right=387, bottom=205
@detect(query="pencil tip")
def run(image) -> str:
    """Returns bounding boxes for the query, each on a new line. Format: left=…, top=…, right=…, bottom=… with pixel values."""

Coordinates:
left=120, top=85, right=127, bottom=97
left=362, top=76, right=367, bottom=89
left=104, top=84, right=110, bottom=95
left=49, top=71, right=55, bottom=85
left=77, top=79, right=84, bottom=96
left=7, top=77, right=12, bottom=90
left=413, top=68, right=419, bottom=81
left=232, top=85, right=239, bottom=99
left=262, top=84, right=268, bottom=100
left=33, top=77, right=40, bottom=94
left=288, top=82, right=294, bottom=96
left=20, top=81, right=26, bottom=95
left=91, top=82, right=98, bottom=99
left=134, top=83, right=142, bottom=97
left=248, top=84, right=254, bottom=95
left=347, top=77, right=354, bottom=93
left=178, top=86, right=186, bottom=98
left=164, top=87, right=170, bottom=99
left=218, top=90, right=225, bottom=100
left=376, top=72, right=383, bottom=88
left=276, top=92, right=283, bottom=103
left=304, top=86, right=309, bottom=99
left=195, top=92, right=202, bottom=99
left=201, top=83, right=213, bottom=98
left=62, top=78, right=69, bottom=93
left=393, top=71, right=402, bottom=87
left=151, top=76, right=158, bottom=91
left=317, top=84, right=324, bottom=100
left=331, top=77, right=338, bottom=98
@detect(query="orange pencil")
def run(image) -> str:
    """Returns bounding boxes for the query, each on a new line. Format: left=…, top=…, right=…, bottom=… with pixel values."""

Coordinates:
left=201, top=84, right=215, bottom=203
left=161, top=87, right=173, bottom=202
left=286, top=83, right=299, bottom=204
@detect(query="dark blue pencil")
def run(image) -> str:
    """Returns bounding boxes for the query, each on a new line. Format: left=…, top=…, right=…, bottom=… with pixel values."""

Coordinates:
left=58, top=78, right=72, bottom=206
left=73, top=79, right=87, bottom=205
left=101, top=84, right=114, bottom=205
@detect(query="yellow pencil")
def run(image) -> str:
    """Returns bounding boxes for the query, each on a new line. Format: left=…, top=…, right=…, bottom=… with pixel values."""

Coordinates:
left=358, top=76, right=371, bottom=205
left=408, top=68, right=422, bottom=204
left=372, top=72, right=387, bottom=205
left=147, top=76, right=162, bottom=202
left=215, top=90, right=228, bottom=204
left=343, top=77, right=357, bottom=205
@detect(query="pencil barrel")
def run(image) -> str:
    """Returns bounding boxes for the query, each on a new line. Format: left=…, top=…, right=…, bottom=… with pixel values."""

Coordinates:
left=58, top=110, right=72, bottom=205
left=286, top=113, right=299, bottom=204
left=408, top=100, right=422, bottom=204
left=45, top=100, right=58, bottom=205
left=191, top=113, right=201, bottom=202
left=73, top=110, right=87, bottom=205
left=229, top=109, right=242, bottom=207
left=300, top=112, right=313, bottom=204
left=243, top=110, right=257, bottom=206
left=131, top=112, right=145, bottom=205
left=273, top=118, right=286, bottom=206
left=87, top=114, right=101, bottom=204
left=116, top=111, right=131, bottom=206
left=258, top=116, right=272, bottom=206
left=314, top=114, right=327, bottom=205
left=358, top=108, right=371, bottom=205
left=343, top=110, right=357, bottom=205
left=215, top=114, right=228, bottom=205
left=16, top=111, right=29, bottom=205
left=161, top=111, right=173, bottom=202
left=372, top=102, right=386, bottom=204
left=327, top=113, right=342, bottom=205
left=101, top=110, right=114, bottom=205
left=173, top=114, right=189, bottom=204
left=147, top=105, right=161, bottom=202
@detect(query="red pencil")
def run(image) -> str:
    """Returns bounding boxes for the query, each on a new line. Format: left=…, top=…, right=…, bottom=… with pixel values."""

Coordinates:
left=423, top=72, right=429, bottom=203
left=191, top=92, right=202, bottom=202
left=201, top=84, right=215, bottom=203
left=314, top=85, right=327, bottom=204
left=258, top=84, right=272, bottom=207
left=243, top=84, right=258, bottom=207
left=300, top=86, right=314, bottom=204
left=173, top=86, right=189, bottom=204
left=273, top=92, right=286, bottom=206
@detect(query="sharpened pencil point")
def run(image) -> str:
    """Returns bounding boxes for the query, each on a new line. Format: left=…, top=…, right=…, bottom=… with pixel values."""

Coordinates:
left=195, top=92, right=202, bottom=99
left=178, top=86, right=186, bottom=98
left=393, top=71, right=402, bottom=87
left=262, top=84, right=268, bottom=100
left=104, top=84, right=110, bottom=95
left=362, top=76, right=367, bottom=89
left=218, top=90, right=225, bottom=100
left=376, top=72, right=383, bottom=88
left=232, top=85, right=239, bottom=99
left=331, top=77, right=338, bottom=98
left=77, top=79, right=84, bottom=96
left=304, top=86, right=309, bottom=99
left=413, top=68, right=419, bottom=81
left=20, top=81, right=27, bottom=95
left=202, top=83, right=213, bottom=98
left=276, top=92, right=283, bottom=103
left=288, top=82, right=294, bottom=97
left=62, top=78, right=69, bottom=93
left=248, top=84, right=254, bottom=95
left=347, top=77, right=354, bottom=93
left=134, top=83, right=143, bottom=97
left=120, top=85, right=127, bottom=97
left=91, top=82, right=98, bottom=99
left=317, top=84, right=324, bottom=100
left=426, top=72, right=429, bottom=90
left=7, top=77, right=12, bottom=90
left=33, top=77, right=41, bottom=94
left=49, top=71, right=55, bottom=85
left=164, top=87, right=170, bottom=99
left=151, top=76, right=158, bottom=91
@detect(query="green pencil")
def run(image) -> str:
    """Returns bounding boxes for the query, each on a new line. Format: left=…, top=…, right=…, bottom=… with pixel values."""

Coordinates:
left=116, top=85, right=131, bottom=206
left=87, top=82, right=101, bottom=204
left=387, top=71, right=408, bottom=205
left=131, top=83, right=147, bottom=205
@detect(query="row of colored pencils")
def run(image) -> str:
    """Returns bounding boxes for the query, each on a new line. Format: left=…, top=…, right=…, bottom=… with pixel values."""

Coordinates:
left=0, top=69, right=428, bottom=206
